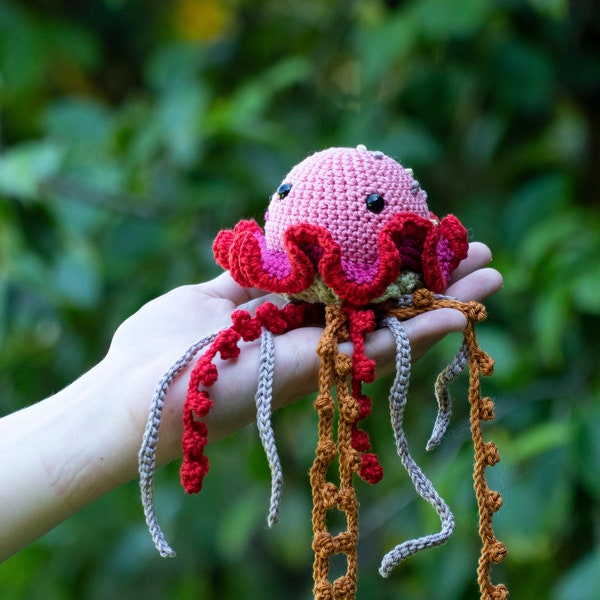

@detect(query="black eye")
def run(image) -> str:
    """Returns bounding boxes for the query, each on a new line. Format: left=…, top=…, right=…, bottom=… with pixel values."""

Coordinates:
left=277, top=183, right=292, bottom=199
left=366, top=193, right=385, bottom=213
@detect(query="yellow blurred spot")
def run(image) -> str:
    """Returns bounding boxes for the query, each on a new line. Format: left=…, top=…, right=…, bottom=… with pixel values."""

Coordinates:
left=173, top=0, right=235, bottom=43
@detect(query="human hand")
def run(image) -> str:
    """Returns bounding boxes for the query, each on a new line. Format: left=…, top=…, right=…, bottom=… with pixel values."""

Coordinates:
left=103, top=241, right=502, bottom=468
left=0, top=241, right=501, bottom=562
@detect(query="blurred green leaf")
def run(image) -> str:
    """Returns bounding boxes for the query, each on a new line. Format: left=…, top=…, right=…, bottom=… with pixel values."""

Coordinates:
left=501, top=421, right=570, bottom=465
left=207, top=56, right=311, bottom=138
left=527, top=0, right=569, bottom=20
left=43, top=99, right=115, bottom=146
left=0, top=4, right=46, bottom=95
left=490, top=38, right=556, bottom=114
left=354, top=11, right=418, bottom=85
left=477, top=325, right=521, bottom=382
left=157, top=81, right=209, bottom=167
left=532, top=287, right=571, bottom=367
left=571, top=263, right=600, bottom=315
left=503, top=173, right=571, bottom=246
left=552, top=547, right=600, bottom=600
left=0, top=142, right=64, bottom=199
left=52, top=248, right=101, bottom=308
left=216, top=486, right=265, bottom=560
left=571, top=403, right=600, bottom=497
left=411, top=0, right=492, bottom=40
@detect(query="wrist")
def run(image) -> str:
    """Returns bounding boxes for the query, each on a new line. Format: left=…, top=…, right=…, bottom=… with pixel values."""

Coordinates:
left=0, top=359, right=144, bottom=559
left=42, top=360, right=140, bottom=508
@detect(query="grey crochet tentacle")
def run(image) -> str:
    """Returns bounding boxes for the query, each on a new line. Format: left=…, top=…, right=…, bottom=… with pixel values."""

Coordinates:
left=426, top=340, right=468, bottom=451
left=138, top=332, right=218, bottom=558
left=254, top=327, right=283, bottom=527
left=395, top=293, right=415, bottom=308
left=378, top=316, right=455, bottom=577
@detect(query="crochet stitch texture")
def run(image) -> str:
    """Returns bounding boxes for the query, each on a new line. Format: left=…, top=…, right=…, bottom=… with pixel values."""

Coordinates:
left=213, top=146, right=467, bottom=305
left=138, top=146, right=507, bottom=600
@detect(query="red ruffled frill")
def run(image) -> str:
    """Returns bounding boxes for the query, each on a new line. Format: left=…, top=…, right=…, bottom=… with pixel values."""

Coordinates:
left=213, top=213, right=468, bottom=305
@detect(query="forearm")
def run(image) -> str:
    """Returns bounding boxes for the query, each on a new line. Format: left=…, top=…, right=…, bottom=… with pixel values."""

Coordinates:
left=0, top=360, right=140, bottom=561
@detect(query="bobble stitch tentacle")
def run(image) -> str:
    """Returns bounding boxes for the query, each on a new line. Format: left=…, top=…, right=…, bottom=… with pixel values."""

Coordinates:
left=181, top=304, right=310, bottom=496
left=311, top=305, right=361, bottom=599
left=231, top=309, right=262, bottom=340
left=345, top=306, right=383, bottom=484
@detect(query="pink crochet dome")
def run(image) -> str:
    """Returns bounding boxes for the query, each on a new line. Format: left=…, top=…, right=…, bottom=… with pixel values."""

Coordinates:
left=264, top=146, right=431, bottom=279
left=214, top=146, right=468, bottom=305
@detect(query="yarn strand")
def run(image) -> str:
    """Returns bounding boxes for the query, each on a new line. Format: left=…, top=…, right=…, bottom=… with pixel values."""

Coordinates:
left=386, top=289, right=508, bottom=599
left=378, top=316, right=455, bottom=576
left=138, top=332, right=218, bottom=558
left=426, top=340, right=468, bottom=451
left=311, top=305, right=360, bottom=600
left=254, top=327, right=283, bottom=527
left=464, top=318, right=509, bottom=600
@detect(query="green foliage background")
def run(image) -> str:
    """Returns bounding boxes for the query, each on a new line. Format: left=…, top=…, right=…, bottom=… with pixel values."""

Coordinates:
left=1, top=0, right=599, bottom=598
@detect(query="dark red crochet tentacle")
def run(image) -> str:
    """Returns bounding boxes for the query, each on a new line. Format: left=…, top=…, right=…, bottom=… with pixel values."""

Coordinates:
left=345, top=306, right=384, bottom=484
left=180, top=301, right=313, bottom=494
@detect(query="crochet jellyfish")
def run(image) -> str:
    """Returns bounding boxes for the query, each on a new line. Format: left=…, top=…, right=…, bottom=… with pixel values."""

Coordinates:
left=138, top=146, right=507, bottom=600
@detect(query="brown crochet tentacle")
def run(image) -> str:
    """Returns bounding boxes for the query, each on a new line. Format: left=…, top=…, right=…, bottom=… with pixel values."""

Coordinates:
left=311, top=305, right=360, bottom=600
left=463, top=315, right=509, bottom=600
left=385, top=289, right=507, bottom=600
